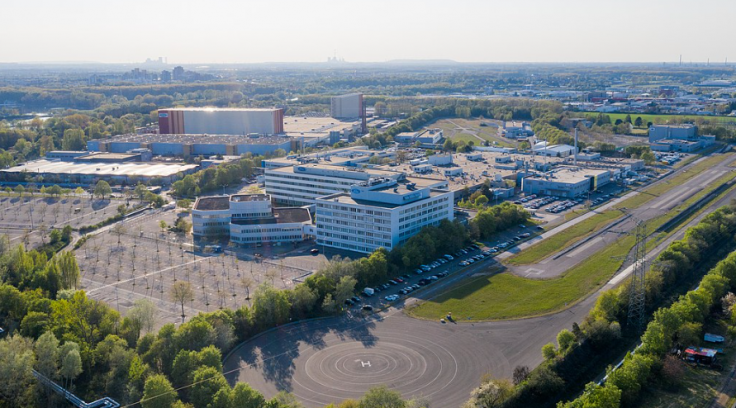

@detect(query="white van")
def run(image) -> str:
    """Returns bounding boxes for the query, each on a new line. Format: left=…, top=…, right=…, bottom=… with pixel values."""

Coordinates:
left=363, top=287, right=375, bottom=296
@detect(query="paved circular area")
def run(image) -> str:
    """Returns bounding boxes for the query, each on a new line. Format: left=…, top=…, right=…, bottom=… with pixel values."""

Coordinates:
left=223, top=312, right=510, bottom=408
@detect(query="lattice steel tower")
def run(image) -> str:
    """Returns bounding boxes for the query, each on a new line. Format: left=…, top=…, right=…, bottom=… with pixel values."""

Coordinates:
left=627, top=221, right=647, bottom=332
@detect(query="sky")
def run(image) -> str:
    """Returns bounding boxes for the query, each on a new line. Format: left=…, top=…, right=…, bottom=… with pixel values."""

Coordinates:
left=2, top=0, right=734, bottom=64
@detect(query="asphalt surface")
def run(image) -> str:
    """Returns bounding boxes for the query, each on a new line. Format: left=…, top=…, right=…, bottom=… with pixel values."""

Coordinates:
left=223, top=152, right=736, bottom=408
left=223, top=297, right=591, bottom=408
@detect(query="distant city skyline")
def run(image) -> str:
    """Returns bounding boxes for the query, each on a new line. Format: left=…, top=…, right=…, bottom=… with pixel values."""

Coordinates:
left=3, top=0, right=734, bottom=64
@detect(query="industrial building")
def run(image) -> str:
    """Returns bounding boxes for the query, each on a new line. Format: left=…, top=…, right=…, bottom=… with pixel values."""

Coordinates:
left=0, top=159, right=198, bottom=186
left=499, top=121, right=534, bottom=139
left=331, top=93, right=363, bottom=119
left=192, top=194, right=312, bottom=245
left=650, top=137, right=715, bottom=153
left=648, top=124, right=715, bottom=152
left=158, top=107, right=285, bottom=135
left=282, top=116, right=363, bottom=146
left=315, top=178, right=454, bottom=254
left=87, top=133, right=295, bottom=157
left=394, top=128, right=444, bottom=146
left=521, top=167, right=611, bottom=198
left=648, top=124, right=697, bottom=142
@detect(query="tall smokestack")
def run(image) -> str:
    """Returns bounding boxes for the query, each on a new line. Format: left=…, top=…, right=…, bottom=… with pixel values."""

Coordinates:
left=574, top=128, right=578, bottom=166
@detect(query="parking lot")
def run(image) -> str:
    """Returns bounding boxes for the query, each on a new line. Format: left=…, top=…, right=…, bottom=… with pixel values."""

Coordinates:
left=78, top=209, right=314, bottom=324
left=0, top=194, right=131, bottom=248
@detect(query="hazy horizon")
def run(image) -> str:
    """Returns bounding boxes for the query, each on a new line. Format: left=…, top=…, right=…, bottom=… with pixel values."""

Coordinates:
left=3, top=0, right=735, bottom=65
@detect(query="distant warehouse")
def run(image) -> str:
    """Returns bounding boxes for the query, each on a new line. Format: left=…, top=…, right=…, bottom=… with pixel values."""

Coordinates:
left=158, top=107, right=284, bottom=135
left=0, top=158, right=198, bottom=186
left=87, top=133, right=296, bottom=157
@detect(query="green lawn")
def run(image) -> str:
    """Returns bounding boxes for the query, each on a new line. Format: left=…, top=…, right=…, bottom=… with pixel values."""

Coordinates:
left=408, top=234, right=636, bottom=320
left=506, top=210, right=623, bottom=265
left=409, top=172, right=736, bottom=321
left=507, top=153, right=733, bottom=266
left=450, top=132, right=482, bottom=145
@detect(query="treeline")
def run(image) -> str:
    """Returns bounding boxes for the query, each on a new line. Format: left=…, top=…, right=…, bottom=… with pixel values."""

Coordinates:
left=471, top=202, right=736, bottom=408
left=556, top=202, right=736, bottom=408
left=171, top=154, right=273, bottom=197
left=361, top=98, right=563, bottom=149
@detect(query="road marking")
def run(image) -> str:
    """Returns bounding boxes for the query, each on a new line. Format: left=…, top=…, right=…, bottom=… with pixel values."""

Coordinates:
left=566, top=236, right=604, bottom=258
left=523, top=268, right=544, bottom=277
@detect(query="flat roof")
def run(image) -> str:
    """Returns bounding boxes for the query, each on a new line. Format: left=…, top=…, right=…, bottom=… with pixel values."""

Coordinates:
left=161, top=107, right=281, bottom=112
left=268, top=163, right=401, bottom=178
left=230, top=194, right=270, bottom=202
left=1, top=159, right=198, bottom=178
left=324, top=189, right=449, bottom=209
left=282, top=116, right=360, bottom=134
left=97, top=133, right=292, bottom=145
left=231, top=207, right=310, bottom=224
left=194, top=196, right=230, bottom=211
left=74, top=153, right=139, bottom=161
left=525, top=167, right=609, bottom=183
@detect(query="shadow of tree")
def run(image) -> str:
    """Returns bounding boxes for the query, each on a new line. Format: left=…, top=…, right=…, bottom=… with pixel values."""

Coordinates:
left=91, top=199, right=110, bottom=211
left=226, top=315, right=379, bottom=391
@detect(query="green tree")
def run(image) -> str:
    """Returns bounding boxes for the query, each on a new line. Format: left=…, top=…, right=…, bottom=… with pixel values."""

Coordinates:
left=0, top=335, right=36, bottom=406
left=190, top=366, right=230, bottom=408
left=557, top=329, right=576, bottom=353
left=634, top=117, right=643, bottom=127
left=34, top=331, right=60, bottom=380
left=541, top=343, right=557, bottom=360
left=56, top=251, right=80, bottom=290
left=61, top=128, right=86, bottom=151
left=127, top=299, right=157, bottom=339
left=359, top=385, right=405, bottom=408
left=252, top=283, right=291, bottom=328
left=142, top=374, right=176, bottom=408
left=59, top=342, right=83, bottom=390
left=335, top=276, right=357, bottom=306
left=232, top=382, right=266, bottom=408
left=94, top=180, right=112, bottom=199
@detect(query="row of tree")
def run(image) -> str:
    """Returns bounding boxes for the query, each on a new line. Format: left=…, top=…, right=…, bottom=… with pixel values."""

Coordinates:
left=171, top=154, right=267, bottom=198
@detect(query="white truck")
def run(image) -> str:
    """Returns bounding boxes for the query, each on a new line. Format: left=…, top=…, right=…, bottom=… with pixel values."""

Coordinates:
left=363, top=287, right=375, bottom=296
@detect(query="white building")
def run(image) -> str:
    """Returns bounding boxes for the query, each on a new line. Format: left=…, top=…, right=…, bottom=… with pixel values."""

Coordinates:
left=264, top=164, right=406, bottom=207
left=499, top=121, right=534, bottom=139
left=315, top=178, right=454, bottom=254
left=331, top=93, right=363, bottom=119
left=192, top=194, right=312, bottom=245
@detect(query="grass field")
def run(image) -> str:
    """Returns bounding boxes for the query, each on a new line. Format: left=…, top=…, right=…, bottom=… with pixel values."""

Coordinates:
left=409, top=170, right=736, bottom=321
left=431, top=118, right=516, bottom=148
left=506, top=210, right=623, bottom=265
left=506, top=153, right=733, bottom=266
